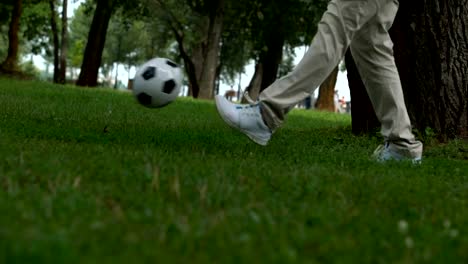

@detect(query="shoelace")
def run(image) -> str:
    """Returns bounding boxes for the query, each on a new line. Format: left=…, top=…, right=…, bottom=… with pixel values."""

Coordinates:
left=236, top=104, right=261, bottom=117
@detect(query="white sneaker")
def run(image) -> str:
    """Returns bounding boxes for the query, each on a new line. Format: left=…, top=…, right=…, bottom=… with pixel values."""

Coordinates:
left=215, top=95, right=272, bottom=146
left=373, top=143, right=422, bottom=164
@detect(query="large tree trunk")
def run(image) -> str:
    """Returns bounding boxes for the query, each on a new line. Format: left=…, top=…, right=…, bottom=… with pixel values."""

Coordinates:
left=259, top=34, right=285, bottom=92
left=76, top=0, right=114, bottom=87
left=391, top=0, right=468, bottom=141
left=171, top=26, right=199, bottom=97
left=244, top=34, right=285, bottom=101
left=197, top=0, right=225, bottom=99
left=49, top=0, right=60, bottom=83
left=242, top=63, right=263, bottom=102
left=58, top=0, right=68, bottom=84
left=189, top=36, right=206, bottom=97
left=345, top=50, right=380, bottom=134
left=1, top=0, right=22, bottom=72
left=346, top=1, right=468, bottom=140
left=315, top=66, right=339, bottom=112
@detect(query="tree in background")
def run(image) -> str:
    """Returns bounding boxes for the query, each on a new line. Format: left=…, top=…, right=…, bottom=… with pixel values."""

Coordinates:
left=104, top=11, right=149, bottom=89
left=347, top=0, right=468, bottom=140
left=67, top=1, right=92, bottom=79
left=18, top=0, right=65, bottom=79
left=240, top=0, right=328, bottom=100
left=1, top=0, right=23, bottom=72
left=189, top=0, right=225, bottom=99
left=345, top=50, right=380, bottom=134
left=59, top=0, right=68, bottom=83
left=0, top=0, right=56, bottom=76
left=393, top=0, right=468, bottom=141
left=315, top=66, right=338, bottom=112
left=69, top=0, right=175, bottom=87
left=76, top=0, right=115, bottom=87
left=0, top=1, right=13, bottom=62
left=149, top=0, right=226, bottom=99
left=48, top=0, right=60, bottom=82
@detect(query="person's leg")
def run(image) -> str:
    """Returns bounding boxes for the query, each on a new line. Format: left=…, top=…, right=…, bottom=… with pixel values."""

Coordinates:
left=349, top=0, right=423, bottom=160
left=215, top=0, right=395, bottom=146
left=259, top=0, right=383, bottom=130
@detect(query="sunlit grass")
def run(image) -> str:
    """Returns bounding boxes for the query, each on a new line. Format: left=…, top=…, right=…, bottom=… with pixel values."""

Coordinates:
left=0, top=78, right=467, bottom=263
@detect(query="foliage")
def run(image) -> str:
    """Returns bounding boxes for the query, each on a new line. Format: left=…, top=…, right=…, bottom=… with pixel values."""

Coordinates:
left=103, top=9, right=172, bottom=74
left=234, top=0, right=327, bottom=60
left=0, top=2, right=12, bottom=59
left=0, top=25, right=8, bottom=61
left=0, top=0, right=13, bottom=26
left=21, top=0, right=52, bottom=56
left=1, top=0, right=329, bottom=90
left=0, top=0, right=52, bottom=67
left=1, top=79, right=468, bottom=263
left=278, top=45, right=296, bottom=78
left=19, top=59, right=41, bottom=77
left=68, top=1, right=93, bottom=68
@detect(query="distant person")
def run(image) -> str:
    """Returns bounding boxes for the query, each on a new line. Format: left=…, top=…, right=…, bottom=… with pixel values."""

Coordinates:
left=224, top=90, right=237, bottom=101
left=334, top=90, right=342, bottom=113
left=215, top=0, right=423, bottom=162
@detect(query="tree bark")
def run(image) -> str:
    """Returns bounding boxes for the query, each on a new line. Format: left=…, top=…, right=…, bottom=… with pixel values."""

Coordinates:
left=1, top=0, right=23, bottom=72
left=346, top=1, right=468, bottom=140
left=76, top=0, right=114, bottom=87
left=170, top=24, right=199, bottom=97
left=259, top=34, right=285, bottom=92
left=58, top=0, right=68, bottom=84
left=345, top=50, right=380, bottom=134
left=242, top=63, right=263, bottom=102
left=390, top=0, right=468, bottom=141
left=192, top=41, right=205, bottom=90
left=244, top=33, right=285, bottom=101
left=49, top=0, right=60, bottom=83
left=197, top=0, right=225, bottom=99
left=315, top=66, right=339, bottom=112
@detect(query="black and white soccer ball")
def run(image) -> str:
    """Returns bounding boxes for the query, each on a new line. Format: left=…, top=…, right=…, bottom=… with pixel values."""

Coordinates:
left=132, top=58, right=183, bottom=108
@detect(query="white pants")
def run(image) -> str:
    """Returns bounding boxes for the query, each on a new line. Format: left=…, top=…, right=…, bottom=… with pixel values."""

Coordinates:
left=259, top=0, right=422, bottom=157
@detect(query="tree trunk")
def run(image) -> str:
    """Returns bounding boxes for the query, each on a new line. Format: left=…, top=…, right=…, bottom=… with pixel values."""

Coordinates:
left=242, top=63, right=263, bottom=102
left=58, top=0, right=68, bottom=84
left=49, top=0, right=60, bottom=83
left=345, top=50, right=380, bottom=134
left=173, top=28, right=199, bottom=97
left=244, top=33, right=285, bottom=101
left=315, top=66, right=339, bottom=112
left=390, top=0, right=468, bottom=141
left=1, top=0, right=23, bottom=72
left=197, top=0, right=225, bottom=99
left=191, top=39, right=205, bottom=96
left=345, top=1, right=468, bottom=140
left=76, top=0, right=114, bottom=87
left=259, top=34, right=285, bottom=92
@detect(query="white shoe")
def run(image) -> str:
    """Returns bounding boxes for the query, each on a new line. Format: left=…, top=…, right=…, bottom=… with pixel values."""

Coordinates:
left=373, top=143, right=422, bottom=164
left=215, top=95, right=272, bottom=146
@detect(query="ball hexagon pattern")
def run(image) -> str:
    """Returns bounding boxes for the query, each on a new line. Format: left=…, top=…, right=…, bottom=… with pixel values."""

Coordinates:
left=132, top=58, right=183, bottom=108
left=142, top=67, right=156, bottom=81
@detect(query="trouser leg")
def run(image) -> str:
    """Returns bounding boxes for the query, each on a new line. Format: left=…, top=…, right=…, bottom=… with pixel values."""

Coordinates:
left=259, top=0, right=383, bottom=130
left=349, top=0, right=422, bottom=157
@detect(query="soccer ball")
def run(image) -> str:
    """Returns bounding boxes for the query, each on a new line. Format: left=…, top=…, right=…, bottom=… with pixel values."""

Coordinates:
left=132, top=58, right=183, bottom=108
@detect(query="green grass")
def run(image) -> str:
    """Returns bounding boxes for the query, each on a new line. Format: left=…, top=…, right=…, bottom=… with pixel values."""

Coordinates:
left=1, top=78, right=467, bottom=263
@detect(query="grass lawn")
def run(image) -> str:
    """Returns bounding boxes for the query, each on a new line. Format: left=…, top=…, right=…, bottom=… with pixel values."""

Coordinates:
left=1, top=78, right=467, bottom=263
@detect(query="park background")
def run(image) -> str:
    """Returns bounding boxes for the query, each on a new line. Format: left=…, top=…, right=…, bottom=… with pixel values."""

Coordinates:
left=32, top=0, right=351, bottom=103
